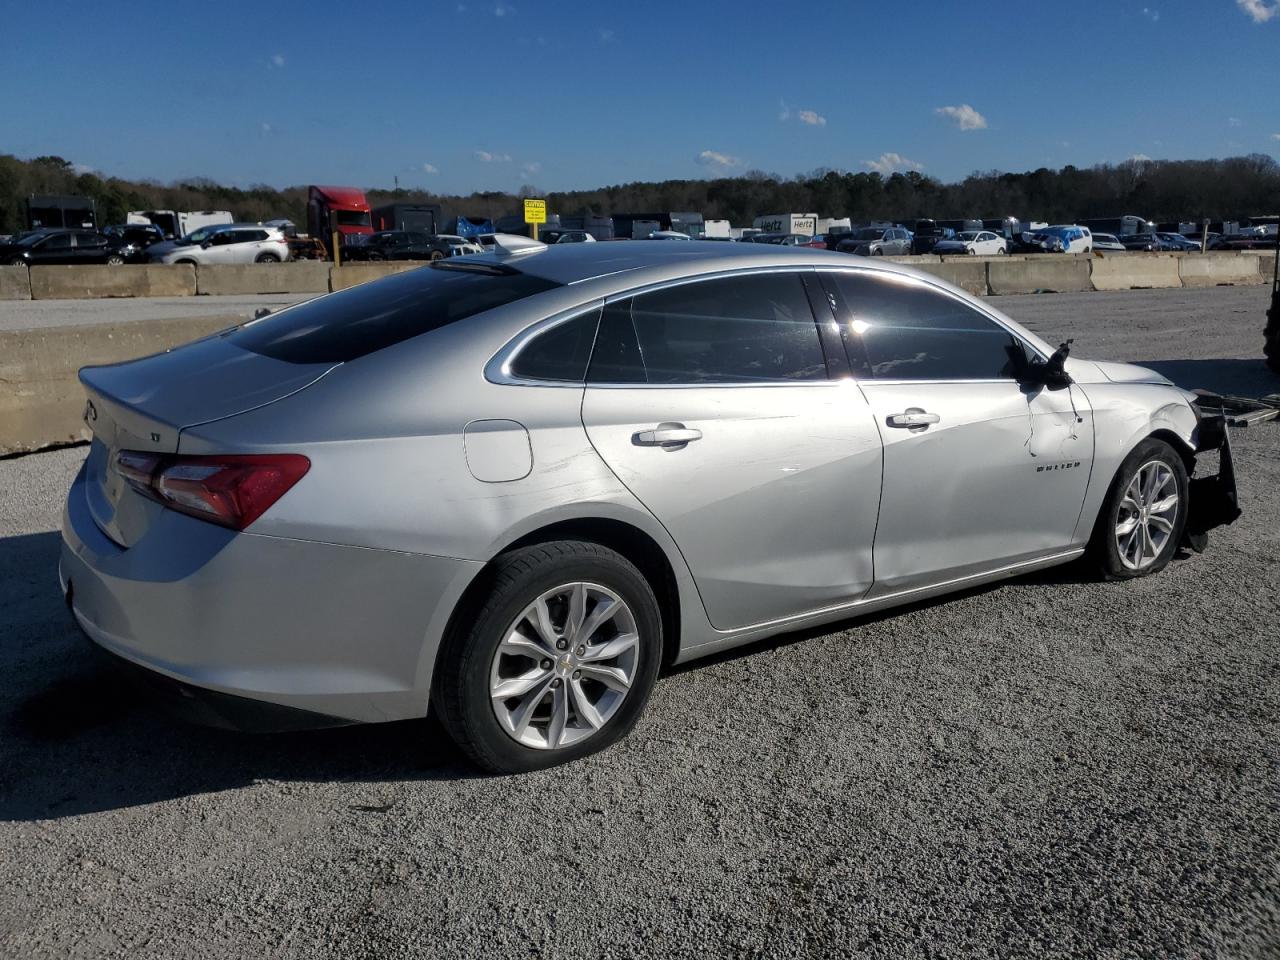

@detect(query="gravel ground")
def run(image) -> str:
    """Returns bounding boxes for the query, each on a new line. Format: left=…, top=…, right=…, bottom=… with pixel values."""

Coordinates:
left=0, top=286, right=1277, bottom=959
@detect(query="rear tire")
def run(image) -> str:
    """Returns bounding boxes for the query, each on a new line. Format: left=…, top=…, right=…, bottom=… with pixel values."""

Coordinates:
left=1088, top=438, right=1189, bottom=580
left=1265, top=300, right=1280, bottom=374
left=429, top=249, right=446, bottom=261
left=434, top=541, right=663, bottom=773
left=255, top=253, right=280, bottom=263
left=105, top=255, right=125, bottom=266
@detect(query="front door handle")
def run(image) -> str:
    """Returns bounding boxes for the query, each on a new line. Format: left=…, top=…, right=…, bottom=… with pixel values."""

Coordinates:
left=633, top=422, right=703, bottom=448
left=886, top=408, right=940, bottom=430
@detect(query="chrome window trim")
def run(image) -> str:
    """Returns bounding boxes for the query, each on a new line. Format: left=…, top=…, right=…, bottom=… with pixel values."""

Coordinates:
left=484, top=300, right=606, bottom=388
left=487, top=265, right=836, bottom=389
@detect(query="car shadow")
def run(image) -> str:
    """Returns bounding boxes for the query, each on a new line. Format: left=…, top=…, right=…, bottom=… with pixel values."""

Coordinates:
left=1137, top=358, right=1279, bottom=397
left=0, top=530, right=480, bottom=823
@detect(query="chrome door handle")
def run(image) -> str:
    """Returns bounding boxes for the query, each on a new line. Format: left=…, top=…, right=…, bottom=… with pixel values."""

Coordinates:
left=633, top=423, right=703, bottom=448
left=886, top=409, right=940, bottom=429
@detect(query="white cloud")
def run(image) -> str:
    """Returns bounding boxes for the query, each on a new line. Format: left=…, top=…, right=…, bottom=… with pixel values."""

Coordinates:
left=1271, top=133, right=1280, bottom=140
left=1142, top=7, right=1160, bottom=21
left=260, top=122, right=272, bottom=135
left=269, top=53, right=285, bottom=68
left=494, top=2, right=513, bottom=15
left=422, top=163, right=439, bottom=174
left=1238, top=0, right=1278, bottom=22
left=935, top=104, right=987, bottom=131
left=1229, top=117, right=1243, bottom=127
left=71, top=162, right=95, bottom=175
left=864, top=152, right=923, bottom=174
left=1128, top=153, right=1153, bottom=162
left=778, top=101, right=826, bottom=126
left=696, top=149, right=742, bottom=170
left=598, top=28, right=616, bottom=43
left=474, top=150, right=512, bottom=163
left=522, top=161, right=542, bottom=174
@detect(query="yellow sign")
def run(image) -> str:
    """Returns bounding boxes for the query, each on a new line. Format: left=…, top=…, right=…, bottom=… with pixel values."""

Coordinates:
left=523, top=198, right=547, bottom=224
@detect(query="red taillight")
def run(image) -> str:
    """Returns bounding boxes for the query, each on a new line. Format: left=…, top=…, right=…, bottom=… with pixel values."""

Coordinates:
left=114, top=452, right=310, bottom=530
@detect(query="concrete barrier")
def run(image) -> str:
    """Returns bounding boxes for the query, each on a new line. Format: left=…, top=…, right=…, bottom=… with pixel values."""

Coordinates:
left=196, top=262, right=331, bottom=296
left=1090, top=254, right=1181, bottom=291
left=0, top=317, right=232, bottom=455
left=914, top=257, right=989, bottom=296
left=0, top=265, right=31, bottom=300
left=29, top=264, right=196, bottom=300
left=329, top=262, right=423, bottom=291
left=1177, top=252, right=1264, bottom=287
left=987, top=257, right=1092, bottom=295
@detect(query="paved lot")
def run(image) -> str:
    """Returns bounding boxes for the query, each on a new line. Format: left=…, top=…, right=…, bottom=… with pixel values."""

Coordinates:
left=1, top=286, right=1277, bottom=958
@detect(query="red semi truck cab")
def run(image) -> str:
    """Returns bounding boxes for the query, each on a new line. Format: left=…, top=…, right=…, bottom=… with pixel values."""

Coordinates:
left=307, top=185, right=372, bottom=255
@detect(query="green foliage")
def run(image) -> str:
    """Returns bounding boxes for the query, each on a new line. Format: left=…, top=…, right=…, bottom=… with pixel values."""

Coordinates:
left=1, top=153, right=1277, bottom=237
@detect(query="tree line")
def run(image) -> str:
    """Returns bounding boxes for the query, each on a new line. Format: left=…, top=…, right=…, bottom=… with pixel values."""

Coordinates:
left=2, top=152, right=1278, bottom=237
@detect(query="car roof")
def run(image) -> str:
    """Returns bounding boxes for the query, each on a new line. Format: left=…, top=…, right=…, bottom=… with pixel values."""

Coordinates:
left=465, top=238, right=935, bottom=293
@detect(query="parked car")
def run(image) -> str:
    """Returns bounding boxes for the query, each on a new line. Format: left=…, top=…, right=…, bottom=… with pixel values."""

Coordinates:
left=104, top=223, right=166, bottom=262
left=1118, top=233, right=1166, bottom=252
left=341, top=231, right=456, bottom=262
left=931, top=230, right=1008, bottom=256
left=539, top=229, right=596, bottom=245
left=836, top=226, right=912, bottom=256
left=1091, top=232, right=1126, bottom=252
left=440, top=234, right=486, bottom=255
left=911, top=219, right=943, bottom=255
left=746, top=233, right=812, bottom=246
left=150, top=224, right=291, bottom=265
left=1032, top=225, right=1093, bottom=254
left=0, top=229, right=129, bottom=266
left=1156, top=233, right=1200, bottom=252
left=58, top=243, right=1240, bottom=773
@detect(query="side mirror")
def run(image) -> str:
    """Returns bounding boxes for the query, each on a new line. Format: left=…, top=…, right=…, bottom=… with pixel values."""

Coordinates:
left=1020, top=339, right=1074, bottom=390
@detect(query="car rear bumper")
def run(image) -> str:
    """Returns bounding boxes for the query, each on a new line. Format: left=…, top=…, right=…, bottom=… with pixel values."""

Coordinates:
left=60, top=462, right=481, bottom=725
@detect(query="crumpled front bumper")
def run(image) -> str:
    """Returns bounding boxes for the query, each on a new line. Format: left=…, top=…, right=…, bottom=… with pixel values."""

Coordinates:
left=1184, top=414, right=1241, bottom=551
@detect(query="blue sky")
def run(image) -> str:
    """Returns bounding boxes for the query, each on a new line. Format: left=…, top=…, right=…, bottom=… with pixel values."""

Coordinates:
left=2, top=1, right=1277, bottom=193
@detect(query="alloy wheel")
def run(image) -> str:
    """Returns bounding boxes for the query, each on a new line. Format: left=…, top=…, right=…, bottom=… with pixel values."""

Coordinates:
left=1114, top=460, right=1179, bottom=571
left=489, top=582, right=639, bottom=750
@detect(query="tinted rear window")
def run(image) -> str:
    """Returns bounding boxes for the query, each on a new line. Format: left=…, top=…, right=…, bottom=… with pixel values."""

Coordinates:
left=229, top=263, right=561, bottom=363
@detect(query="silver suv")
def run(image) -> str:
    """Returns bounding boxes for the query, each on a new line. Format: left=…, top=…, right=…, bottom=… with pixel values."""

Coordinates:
left=150, top=224, right=291, bottom=265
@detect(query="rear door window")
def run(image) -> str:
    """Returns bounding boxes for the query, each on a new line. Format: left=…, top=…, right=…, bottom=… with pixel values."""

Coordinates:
left=588, top=272, right=827, bottom=384
left=229, top=262, right=561, bottom=364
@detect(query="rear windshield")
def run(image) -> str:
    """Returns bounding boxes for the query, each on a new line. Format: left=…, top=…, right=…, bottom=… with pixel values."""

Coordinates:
left=229, top=263, right=561, bottom=364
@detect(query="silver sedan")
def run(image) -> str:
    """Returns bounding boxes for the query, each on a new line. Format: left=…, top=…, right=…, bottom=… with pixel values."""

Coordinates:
left=60, top=241, right=1239, bottom=772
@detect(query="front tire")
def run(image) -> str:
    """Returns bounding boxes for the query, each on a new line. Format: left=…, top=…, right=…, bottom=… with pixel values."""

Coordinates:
left=434, top=541, right=663, bottom=773
left=1089, top=438, right=1189, bottom=579
left=105, top=254, right=125, bottom=265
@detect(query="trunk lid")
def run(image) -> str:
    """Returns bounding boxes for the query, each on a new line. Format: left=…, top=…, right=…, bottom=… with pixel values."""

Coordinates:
left=79, top=332, right=335, bottom=547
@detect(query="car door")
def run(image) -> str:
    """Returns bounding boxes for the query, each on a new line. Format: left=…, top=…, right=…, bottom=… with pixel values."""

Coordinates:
left=74, top=231, right=109, bottom=263
left=33, top=232, right=74, bottom=264
left=821, top=268, right=1094, bottom=595
left=580, top=270, right=884, bottom=631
